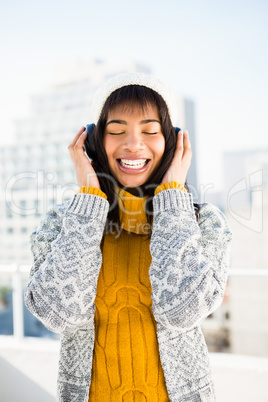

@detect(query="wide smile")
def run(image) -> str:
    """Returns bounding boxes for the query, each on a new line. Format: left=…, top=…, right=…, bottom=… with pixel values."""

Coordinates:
left=116, top=158, right=151, bottom=174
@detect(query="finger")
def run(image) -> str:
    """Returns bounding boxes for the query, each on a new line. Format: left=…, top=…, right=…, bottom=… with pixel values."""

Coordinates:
left=70, top=132, right=87, bottom=156
left=183, top=130, right=191, bottom=148
left=174, top=130, right=192, bottom=163
left=68, top=126, right=85, bottom=148
left=68, top=133, right=87, bottom=159
left=182, top=131, right=191, bottom=149
left=182, top=131, right=192, bottom=160
left=74, top=130, right=87, bottom=148
left=174, top=130, right=184, bottom=156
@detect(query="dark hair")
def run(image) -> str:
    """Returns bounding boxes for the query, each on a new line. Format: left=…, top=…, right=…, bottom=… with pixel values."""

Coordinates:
left=91, top=85, right=200, bottom=239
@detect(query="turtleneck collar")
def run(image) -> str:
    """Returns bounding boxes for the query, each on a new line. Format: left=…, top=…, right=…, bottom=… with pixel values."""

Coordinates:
left=114, top=186, right=151, bottom=235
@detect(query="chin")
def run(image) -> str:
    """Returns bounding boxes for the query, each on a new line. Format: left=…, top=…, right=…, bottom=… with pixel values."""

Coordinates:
left=119, top=181, right=146, bottom=189
left=114, top=175, right=143, bottom=187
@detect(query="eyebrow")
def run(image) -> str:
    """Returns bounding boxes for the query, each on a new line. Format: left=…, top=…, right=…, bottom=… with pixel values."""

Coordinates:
left=106, top=119, right=161, bottom=126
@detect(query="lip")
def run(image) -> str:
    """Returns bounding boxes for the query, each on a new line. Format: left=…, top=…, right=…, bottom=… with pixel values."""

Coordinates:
left=116, top=159, right=151, bottom=174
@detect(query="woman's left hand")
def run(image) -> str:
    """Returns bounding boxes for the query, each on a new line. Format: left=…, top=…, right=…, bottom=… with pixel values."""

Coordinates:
left=161, top=130, right=192, bottom=185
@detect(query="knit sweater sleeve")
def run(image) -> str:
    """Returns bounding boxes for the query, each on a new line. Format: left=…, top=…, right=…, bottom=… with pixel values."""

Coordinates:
left=24, top=193, right=109, bottom=335
left=149, top=188, right=232, bottom=331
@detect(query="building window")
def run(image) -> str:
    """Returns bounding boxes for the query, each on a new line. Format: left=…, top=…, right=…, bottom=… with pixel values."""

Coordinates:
left=6, top=207, right=12, bottom=218
left=20, top=200, right=26, bottom=208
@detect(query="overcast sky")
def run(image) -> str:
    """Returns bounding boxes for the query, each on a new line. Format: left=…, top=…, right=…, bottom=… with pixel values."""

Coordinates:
left=0, top=0, right=267, bottom=191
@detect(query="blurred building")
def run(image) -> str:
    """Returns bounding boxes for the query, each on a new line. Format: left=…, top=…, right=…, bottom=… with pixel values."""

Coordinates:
left=223, top=149, right=267, bottom=208
left=203, top=149, right=268, bottom=357
left=224, top=149, right=268, bottom=357
left=223, top=149, right=268, bottom=269
left=0, top=58, right=198, bottom=266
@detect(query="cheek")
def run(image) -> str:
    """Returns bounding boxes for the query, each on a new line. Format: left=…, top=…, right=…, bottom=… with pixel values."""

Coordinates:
left=103, top=136, right=118, bottom=170
left=103, top=134, right=119, bottom=153
left=153, top=137, right=165, bottom=158
left=103, top=136, right=114, bottom=161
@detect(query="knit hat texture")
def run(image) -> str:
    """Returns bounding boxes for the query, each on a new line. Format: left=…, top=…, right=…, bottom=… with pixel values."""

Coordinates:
left=91, top=72, right=178, bottom=125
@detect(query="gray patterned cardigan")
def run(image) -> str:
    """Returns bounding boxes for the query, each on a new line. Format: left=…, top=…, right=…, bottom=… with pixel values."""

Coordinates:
left=24, top=188, right=232, bottom=401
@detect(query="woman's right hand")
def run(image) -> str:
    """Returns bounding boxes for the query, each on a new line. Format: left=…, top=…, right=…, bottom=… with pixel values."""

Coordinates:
left=68, top=126, right=101, bottom=189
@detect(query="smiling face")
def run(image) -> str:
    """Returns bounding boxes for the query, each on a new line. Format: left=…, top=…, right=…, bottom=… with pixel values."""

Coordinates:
left=103, top=103, right=165, bottom=189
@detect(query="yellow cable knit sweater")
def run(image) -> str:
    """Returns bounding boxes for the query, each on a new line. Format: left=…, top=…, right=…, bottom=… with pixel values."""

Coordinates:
left=77, top=182, right=187, bottom=401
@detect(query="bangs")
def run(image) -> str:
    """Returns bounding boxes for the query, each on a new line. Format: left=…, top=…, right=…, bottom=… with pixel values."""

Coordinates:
left=101, top=85, right=167, bottom=122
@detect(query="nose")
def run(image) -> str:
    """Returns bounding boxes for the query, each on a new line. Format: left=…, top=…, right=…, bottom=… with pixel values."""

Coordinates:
left=122, top=131, right=145, bottom=152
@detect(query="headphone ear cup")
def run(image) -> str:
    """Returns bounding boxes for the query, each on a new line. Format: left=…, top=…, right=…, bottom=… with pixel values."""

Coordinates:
left=84, top=124, right=97, bottom=160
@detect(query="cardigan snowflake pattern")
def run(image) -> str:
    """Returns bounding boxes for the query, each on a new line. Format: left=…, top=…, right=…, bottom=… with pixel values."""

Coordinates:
left=24, top=188, right=232, bottom=401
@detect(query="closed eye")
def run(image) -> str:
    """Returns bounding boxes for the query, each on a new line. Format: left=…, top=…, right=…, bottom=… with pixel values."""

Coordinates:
left=109, top=132, right=158, bottom=135
left=142, top=132, right=158, bottom=135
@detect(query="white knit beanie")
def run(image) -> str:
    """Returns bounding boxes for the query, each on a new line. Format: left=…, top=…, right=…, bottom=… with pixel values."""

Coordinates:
left=91, top=72, right=178, bottom=126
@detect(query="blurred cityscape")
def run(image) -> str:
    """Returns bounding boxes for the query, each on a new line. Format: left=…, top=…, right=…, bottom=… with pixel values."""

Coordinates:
left=0, top=59, right=268, bottom=401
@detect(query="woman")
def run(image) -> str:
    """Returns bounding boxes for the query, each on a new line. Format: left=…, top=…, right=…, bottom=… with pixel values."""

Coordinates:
left=24, top=72, right=232, bottom=401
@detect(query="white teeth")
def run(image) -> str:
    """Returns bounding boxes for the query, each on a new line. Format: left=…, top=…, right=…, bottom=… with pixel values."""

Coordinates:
left=119, top=159, right=148, bottom=169
left=121, top=159, right=147, bottom=165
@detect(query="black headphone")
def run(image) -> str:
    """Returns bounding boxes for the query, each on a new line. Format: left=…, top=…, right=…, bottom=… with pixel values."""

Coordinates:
left=84, top=123, right=181, bottom=161
left=83, top=124, right=97, bottom=160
